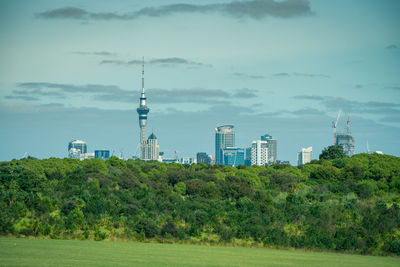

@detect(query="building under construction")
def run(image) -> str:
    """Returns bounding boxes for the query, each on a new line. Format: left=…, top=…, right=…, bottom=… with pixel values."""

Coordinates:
left=332, top=110, right=355, bottom=157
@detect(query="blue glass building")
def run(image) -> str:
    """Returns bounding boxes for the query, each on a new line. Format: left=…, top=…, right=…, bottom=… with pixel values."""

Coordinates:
left=215, top=125, right=235, bottom=165
left=95, top=150, right=110, bottom=160
left=222, top=147, right=245, bottom=167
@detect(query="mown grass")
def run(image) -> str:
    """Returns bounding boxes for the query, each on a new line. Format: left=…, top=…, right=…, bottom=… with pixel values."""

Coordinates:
left=0, top=237, right=399, bottom=267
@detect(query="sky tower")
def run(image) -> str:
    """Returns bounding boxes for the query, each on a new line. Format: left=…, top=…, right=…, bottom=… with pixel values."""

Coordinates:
left=137, top=58, right=149, bottom=159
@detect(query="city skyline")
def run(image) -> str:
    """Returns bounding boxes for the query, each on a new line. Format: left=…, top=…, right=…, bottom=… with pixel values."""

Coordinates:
left=0, top=0, right=399, bottom=163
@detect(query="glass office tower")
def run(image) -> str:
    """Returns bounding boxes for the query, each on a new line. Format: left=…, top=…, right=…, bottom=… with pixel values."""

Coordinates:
left=215, top=125, right=235, bottom=165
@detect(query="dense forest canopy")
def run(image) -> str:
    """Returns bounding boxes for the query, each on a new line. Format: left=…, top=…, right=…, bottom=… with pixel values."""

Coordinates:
left=1, top=151, right=400, bottom=255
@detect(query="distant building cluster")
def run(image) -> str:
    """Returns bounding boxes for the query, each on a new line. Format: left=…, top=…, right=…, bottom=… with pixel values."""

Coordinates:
left=213, top=125, right=280, bottom=167
left=68, top=140, right=110, bottom=160
left=215, top=125, right=245, bottom=166
left=64, top=62, right=366, bottom=166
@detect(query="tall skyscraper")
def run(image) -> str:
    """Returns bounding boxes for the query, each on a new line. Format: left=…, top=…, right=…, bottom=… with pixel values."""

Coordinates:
left=137, top=59, right=150, bottom=160
left=297, top=146, right=312, bottom=165
left=251, top=140, right=268, bottom=166
left=261, top=133, right=277, bottom=164
left=215, top=125, right=235, bottom=165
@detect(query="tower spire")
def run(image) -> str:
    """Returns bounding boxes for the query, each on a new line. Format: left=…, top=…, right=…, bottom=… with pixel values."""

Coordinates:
left=142, top=56, right=145, bottom=94
left=139, top=57, right=147, bottom=107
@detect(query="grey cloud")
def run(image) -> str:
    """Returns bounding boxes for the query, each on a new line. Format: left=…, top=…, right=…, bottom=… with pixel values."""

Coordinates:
left=13, top=82, right=257, bottom=104
left=100, top=57, right=210, bottom=67
left=321, top=97, right=400, bottom=113
left=261, top=107, right=325, bottom=117
left=232, top=88, right=258, bottom=98
left=73, top=51, right=117, bottom=56
left=100, top=60, right=129, bottom=65
left=13, top=88, right=65, bottom=98
left=4, top=95, right=39, bottom=101
left=233, top=73, right=265, bottom=79
left=273, top=72, right=329, bottom=78
left=292, top=94, right=400, bottom=122
left=36, top=0, right=313, bottom=21
left=18, top=82, right=125, bottom=94
left=292, top=95, right=324, bottom=100
left=386, top=44, right=398, bottom=49
left=151, top=58, right=203, bottom=65
left=273, top=72, right=290, bottom=77
left=152, top=88, right=230, bottom=98
left=289, top=107, right=324, bottom=115
left=292, top=72, right=329, bottom=78
left=11, top=82, right=129, bottom=103
left=41, top=103, right=65, bottom=108
left=94, top=88, right=248, bottom=104
left=365, top=101, right=400, bottom=108
left=36, top=7, right=88, bottom=19
left=260, top=111, right=282, bottom=116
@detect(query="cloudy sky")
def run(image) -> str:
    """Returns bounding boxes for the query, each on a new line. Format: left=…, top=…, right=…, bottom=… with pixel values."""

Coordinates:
left=0, top=0, right=399, bottom=163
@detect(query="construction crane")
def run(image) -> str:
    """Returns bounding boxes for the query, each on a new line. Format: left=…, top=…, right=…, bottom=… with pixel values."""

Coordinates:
left=332, top=109, right=342, bottom=145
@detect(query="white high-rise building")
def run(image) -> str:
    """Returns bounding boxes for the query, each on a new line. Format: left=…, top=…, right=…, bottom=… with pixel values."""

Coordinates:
left=298, top=146, right=312, bottom=165
left=251, top=140, right=268, bottom=166
left=141, top=133, right=160, bottom=161
left=261, top=133, right=277, bottom=164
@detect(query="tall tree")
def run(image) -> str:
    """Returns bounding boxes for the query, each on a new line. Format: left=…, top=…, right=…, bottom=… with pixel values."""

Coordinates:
left=319, top=145, right=346, bottom=160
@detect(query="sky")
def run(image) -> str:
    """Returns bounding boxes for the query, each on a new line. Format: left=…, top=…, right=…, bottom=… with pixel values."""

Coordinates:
left=0, top=0, right=399, bottom=164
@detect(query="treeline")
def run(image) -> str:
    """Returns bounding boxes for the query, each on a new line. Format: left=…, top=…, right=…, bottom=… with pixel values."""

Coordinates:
left=0, top=152, right=400, bottom=255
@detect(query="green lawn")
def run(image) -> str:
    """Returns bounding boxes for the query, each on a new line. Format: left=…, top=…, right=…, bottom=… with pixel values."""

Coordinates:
left=0, top=238, right=399, bottom=267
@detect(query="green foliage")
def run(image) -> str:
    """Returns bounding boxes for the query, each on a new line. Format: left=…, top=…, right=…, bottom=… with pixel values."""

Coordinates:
left=319, top=145, right=346, bottom=160
left=0, top=154, right=399, bottom=255
left=310, top=165, right=340, bottom=180
left=174, top=182, right=186, bottom=195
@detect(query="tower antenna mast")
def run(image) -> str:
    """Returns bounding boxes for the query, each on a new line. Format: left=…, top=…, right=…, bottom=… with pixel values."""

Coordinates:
left=142, top=56, right=144, bottom=94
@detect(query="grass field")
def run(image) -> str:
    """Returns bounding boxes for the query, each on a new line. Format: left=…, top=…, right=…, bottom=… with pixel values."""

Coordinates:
left=0, top=238, right=399, bottom=267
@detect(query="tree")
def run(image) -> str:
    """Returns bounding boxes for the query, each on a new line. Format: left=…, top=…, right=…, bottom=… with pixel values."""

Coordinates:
left=174, top=182, right=186, bottom=196
left=161, top=221, right=178, bottom=237
left=319, top=145, right=346, bottom=160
